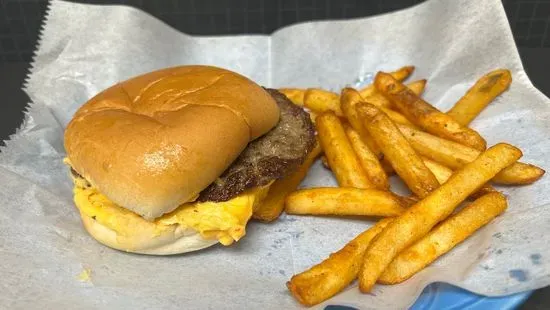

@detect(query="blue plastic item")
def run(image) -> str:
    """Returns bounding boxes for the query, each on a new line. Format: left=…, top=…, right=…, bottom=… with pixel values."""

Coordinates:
left=325, top=283, right=532, bottom=310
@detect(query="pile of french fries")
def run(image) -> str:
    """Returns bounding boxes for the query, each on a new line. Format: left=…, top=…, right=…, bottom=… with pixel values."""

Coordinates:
left=251, top=66, right=545, bottom=306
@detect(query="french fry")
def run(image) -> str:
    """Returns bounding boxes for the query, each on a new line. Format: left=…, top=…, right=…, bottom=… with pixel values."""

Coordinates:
left=364, top=79, right=427, bottom=109
left=397, top=123, right=545, bottom=185
left=252, top=143, right=322, bottom=222
left=375, top=72, right=487, bottom=151
left=490, top=162, right=545, bottom=185
left=278, top=88, right=306, bottom=106
left=378, top=192, right=507, bottom=284
left=358, top=143, right=522, bottom=292
left=285, top=188, right=409, bottom=217
left=379, top=106, right=419, bottom=129
left=359, top=66, right=415, bottom=98
left=421, top=156, right=453, bottom=184
left=422, top=156, right=496, bottom=198
left=447, top=69, right=512, bottom=126
left=357, top=102, right=440, bottom=198
left=340, top=88, right=383, bottom=158
left=340, top=88, right=396, bottom=175
left=287, top=218, right=393, bottom=307
left=344, top=124, right=390, bottom=190
left=407, top=79, right=427, bottom=96
left=304, top=88, right=343, bottom=116
left=316, top=112, right=373, bottom=188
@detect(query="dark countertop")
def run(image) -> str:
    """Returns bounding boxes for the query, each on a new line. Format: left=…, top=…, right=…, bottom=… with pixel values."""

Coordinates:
left=0, top=48, right=549, bottom=309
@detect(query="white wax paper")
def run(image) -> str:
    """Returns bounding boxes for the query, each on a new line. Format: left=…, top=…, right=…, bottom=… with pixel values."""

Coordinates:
left=1, top=0, right=549, bottom=309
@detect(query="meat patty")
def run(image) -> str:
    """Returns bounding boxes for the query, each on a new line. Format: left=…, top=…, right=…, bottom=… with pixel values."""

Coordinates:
left=198, top=88, right=316, bottom=202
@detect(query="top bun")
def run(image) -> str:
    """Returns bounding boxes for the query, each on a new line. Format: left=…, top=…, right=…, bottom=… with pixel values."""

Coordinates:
left=64, top=65, right=280, bottom=220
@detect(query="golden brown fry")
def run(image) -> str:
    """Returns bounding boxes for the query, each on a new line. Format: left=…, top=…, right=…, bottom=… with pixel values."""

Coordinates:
left=421, top=156, right=453, bottom=184
left=358, top=143, right=522, bottom=292
left=359, top=66, right=415, bottom=98
left=316, top=112, right=373, bottom=188
left=304, top=88, right=343, bottom=116
left=287, top=218, right=393, bottom=307
left=357, top=102, right=439, bottom=198
left=379, top=106, right=419, bottom=129
left=278, top=88, right=306, bottom=106
left=340, top=88, right=383, bottom=158
left=375, top=72, right=487, bottom=151
left=379, top=192, right=507, bottom=284
left=406, top=79, right=427, bottom=97
left=340, top=88, right=396, bottom=176
left=344, top=124, right=390, bottom=190
left=491, top=162, right=545, bottom=185
left=285, top=188, right=409, bottom=217
left=364, top=79, right=427, bottom=109
left=447, top=69, right=512, bottom=126
left=252, top=143, right=322, bottom=222
left=397, top=124, right=545, bottom=185
left=421, top=156, right=496, bottom=197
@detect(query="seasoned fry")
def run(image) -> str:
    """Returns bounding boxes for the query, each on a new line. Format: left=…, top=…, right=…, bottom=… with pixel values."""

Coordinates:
left=364, top=79, right=427, bottom=109
left=375, top=72, right=487, bottom=151
left=421, top=156, right=496, bottom=197
left=359, top=66, right=415, bottom=98
left=285, top=188, right=409, bottom=217
left=344, top=124, right=390, bottom=190
left=357, top=102, right=439, bottom=198
left=397, top=124, right=545, bottom=185
left=421, top=156, right=453, bottom=184
left=491, top=162, right=545, bottom=185
left=358, top=143, right=522, bottom=292
left=406, top=79, right=427, bottom=96
left=252, top=143, right=322, bottom=222
left=316, top=112, right=373, bottom=188
left=447, top=69, right=512, bottom=126
left=287, top=218, right=393, bottom=306
left=278, top=88, right=306, bottom=106
left=340, top=88, right=384, bottom=159
left=304, top=88, right=343, bottom=116
left=379, top=192, right=507, bottom=284
left=379, top=106, right=419, bottom=129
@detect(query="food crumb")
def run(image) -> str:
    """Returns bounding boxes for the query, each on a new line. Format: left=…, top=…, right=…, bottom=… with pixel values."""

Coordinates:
left=78, top=268, right=92, bottom=282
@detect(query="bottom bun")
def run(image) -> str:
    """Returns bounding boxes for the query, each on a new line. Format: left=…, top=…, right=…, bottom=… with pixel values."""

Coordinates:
left=81, top=215, right=218, bottom=255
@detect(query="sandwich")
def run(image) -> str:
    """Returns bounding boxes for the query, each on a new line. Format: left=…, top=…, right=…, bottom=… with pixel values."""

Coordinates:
left=63, top=65, right=315, bottom=255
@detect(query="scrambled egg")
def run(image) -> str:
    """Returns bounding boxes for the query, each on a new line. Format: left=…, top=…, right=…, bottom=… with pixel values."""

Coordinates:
left=77, top=268, right=92, bottom=282
left=72, top=174, right=271, bottom=246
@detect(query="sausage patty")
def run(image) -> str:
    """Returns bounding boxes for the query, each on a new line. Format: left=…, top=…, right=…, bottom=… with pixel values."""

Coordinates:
left=198, top=88, right=316, bottom=202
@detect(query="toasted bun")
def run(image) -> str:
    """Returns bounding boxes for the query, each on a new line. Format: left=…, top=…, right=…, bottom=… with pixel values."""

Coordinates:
left=81, top=215, right=218, bottom=255
left=65, top=65, right=279, bottom=220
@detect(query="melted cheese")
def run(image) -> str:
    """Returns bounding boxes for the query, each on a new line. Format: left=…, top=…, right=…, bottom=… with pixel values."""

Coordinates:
left=72, top=176, right=271, bottom=246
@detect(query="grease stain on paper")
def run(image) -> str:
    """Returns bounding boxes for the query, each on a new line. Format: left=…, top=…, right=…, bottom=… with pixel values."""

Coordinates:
left=530, top=254, right=542, bottom=265
left=509, top=269, right=528, bottom=282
